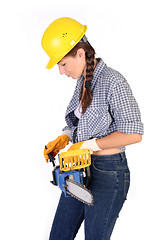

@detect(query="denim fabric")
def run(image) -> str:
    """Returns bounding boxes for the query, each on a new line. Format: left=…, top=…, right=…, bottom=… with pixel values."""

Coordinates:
left=49, top=152, right=130, bottom=240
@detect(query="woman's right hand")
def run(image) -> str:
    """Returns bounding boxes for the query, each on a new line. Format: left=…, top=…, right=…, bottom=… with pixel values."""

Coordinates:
left=44, top=135, right=70, bottom=162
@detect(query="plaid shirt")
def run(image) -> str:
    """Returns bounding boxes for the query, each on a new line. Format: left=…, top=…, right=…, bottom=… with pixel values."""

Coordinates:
left=63, top=58, right=144, bottom=150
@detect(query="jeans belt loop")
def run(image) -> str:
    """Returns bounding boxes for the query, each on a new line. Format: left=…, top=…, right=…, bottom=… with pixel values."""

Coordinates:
left=120, top=152, right=125, bottom=162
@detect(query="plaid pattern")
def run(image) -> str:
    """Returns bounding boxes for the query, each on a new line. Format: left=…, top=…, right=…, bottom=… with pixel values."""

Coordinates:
left=62, top=58, right=144, bottom=150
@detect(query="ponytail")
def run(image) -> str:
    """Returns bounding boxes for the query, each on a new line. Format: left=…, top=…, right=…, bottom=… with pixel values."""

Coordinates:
left=66, top=41, right=96, bottom=113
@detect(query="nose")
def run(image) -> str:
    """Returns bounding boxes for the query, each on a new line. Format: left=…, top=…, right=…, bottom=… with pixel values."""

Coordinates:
left=58, top=65, right=65, bottom=75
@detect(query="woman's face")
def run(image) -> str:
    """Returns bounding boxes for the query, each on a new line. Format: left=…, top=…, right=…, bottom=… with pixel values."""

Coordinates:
left=57, top=48, right=86, bottom=79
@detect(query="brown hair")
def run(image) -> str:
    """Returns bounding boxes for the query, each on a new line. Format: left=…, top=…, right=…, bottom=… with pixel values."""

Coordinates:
left=66, top=41, right=96, bottom=113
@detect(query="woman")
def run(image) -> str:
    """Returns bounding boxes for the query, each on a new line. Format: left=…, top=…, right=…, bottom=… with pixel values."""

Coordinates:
left=42, top=17, right=143, bottom=240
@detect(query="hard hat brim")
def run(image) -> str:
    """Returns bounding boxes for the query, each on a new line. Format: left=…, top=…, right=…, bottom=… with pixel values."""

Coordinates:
left=46, top=58, right=57, bottom=69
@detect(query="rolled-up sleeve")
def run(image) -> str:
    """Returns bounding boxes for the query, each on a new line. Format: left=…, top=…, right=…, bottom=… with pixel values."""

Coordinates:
left=109, top=79, right=144, bottom=135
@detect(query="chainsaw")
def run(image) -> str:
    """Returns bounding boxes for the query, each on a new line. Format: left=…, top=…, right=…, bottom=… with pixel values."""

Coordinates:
left=45, top=147, right=93, bottom=206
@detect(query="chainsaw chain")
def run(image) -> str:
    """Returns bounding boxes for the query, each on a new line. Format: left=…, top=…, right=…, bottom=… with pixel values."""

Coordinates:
left=66, top=179, right=94, bottom=206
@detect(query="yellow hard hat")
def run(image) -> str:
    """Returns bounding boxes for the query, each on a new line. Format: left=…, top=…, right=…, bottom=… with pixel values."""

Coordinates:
left=41, top=17, right=87, bottom=69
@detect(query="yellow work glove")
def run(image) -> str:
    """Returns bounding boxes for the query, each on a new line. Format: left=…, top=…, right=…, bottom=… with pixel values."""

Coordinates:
left=68, top=139, right=101, bottom=153
left=68, top=141, right=85, bottom=151
left=44, top=135, right=70, bottom=162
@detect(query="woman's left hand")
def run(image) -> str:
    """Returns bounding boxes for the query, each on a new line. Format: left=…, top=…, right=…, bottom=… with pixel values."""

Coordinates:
left=68, top=141, right=85, bottom=151
left=68, top=138, right=101, bottom=152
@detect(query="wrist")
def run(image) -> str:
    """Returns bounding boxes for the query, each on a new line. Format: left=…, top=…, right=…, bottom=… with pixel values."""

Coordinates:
left=61, top=130, right=71, bottom=140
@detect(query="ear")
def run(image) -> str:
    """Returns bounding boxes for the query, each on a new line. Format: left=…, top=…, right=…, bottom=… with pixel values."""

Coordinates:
left=77, top=48, right=85, bottom=59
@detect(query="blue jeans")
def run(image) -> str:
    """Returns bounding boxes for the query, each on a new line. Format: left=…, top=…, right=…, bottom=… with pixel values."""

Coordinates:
left=49, top=152, right=130, bottom=240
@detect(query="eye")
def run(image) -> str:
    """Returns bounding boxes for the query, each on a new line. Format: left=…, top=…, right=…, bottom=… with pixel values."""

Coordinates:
left=62, top=63, right=66, bottom=66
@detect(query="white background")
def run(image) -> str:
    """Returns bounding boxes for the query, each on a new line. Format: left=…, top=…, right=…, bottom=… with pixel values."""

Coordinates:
left=0, top=0, right=159, bottom=239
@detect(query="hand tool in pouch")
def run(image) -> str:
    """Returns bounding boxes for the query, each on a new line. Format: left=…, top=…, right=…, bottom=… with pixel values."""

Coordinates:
left=45, top=147, right=93, bottom=206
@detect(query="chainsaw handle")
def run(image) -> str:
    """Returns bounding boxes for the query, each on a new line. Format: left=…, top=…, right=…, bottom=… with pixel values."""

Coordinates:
left=84, top=166, right=92, bottom=188
left=45, top=145, right=55, bottom=166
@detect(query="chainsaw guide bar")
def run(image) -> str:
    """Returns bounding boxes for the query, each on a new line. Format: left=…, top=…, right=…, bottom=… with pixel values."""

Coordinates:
left=66, top=179, right=93, bottom=206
